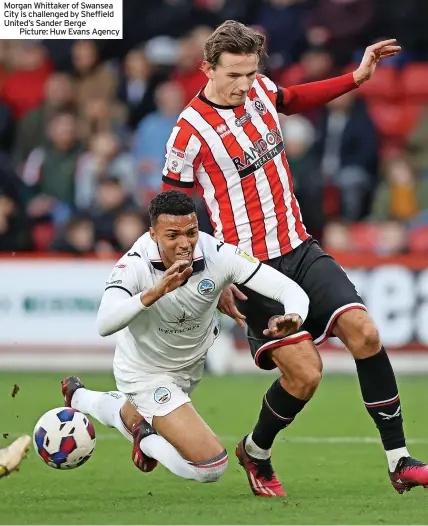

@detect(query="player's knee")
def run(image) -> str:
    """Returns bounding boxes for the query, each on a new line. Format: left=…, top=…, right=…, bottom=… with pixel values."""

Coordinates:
left=359, top=320, right=380, bottom=354
left=273, top=342, right=322, bottom=398
left=191, top=449, right=228, bottom=483
left=292, top=365, right=322, bottom=398
left=345, top=318, right=380, bottom=358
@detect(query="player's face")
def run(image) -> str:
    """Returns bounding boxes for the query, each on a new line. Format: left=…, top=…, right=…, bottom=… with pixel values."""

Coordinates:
left=204, top=52, right=258, bottom=106
left=150, top=213, right=199, bottom=269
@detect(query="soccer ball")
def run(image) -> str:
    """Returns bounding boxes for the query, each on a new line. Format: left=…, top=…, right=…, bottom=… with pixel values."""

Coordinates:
left=33, top=407, right=96, bottom=469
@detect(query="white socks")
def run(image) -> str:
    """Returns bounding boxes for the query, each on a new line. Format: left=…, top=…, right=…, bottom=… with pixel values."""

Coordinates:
left=140, top=435, right=228, bottom=483
left=386, top=446, right=410, bottom=472
left=244, top=433, right=271, bottom=460
left=71, top=389, right=133, bottom=442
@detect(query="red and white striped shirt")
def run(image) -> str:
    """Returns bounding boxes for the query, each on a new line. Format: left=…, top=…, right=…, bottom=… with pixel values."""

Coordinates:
left=162, top=73, right=357, bottom=261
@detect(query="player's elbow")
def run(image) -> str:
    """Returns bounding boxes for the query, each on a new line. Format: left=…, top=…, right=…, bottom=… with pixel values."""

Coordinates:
left=96, top=315, right=114, bottom=337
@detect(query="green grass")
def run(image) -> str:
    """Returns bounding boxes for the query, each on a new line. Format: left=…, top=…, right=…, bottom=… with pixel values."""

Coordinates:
left=1, top=372, right=427, bottom=524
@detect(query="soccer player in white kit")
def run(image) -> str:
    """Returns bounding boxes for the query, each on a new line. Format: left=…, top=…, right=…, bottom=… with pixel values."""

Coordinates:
left=61, top=190, right=309, bottom=486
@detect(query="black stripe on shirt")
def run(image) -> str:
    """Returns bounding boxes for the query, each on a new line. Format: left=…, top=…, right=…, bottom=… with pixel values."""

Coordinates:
left=240, top=262, right=262, bottom=286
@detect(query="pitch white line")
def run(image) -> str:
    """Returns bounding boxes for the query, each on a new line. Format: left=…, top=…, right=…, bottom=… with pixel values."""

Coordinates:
left=10, top=433, right=428, bottom=445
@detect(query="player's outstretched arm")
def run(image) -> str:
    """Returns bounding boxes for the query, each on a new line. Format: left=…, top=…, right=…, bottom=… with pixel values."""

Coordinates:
left=224, top=245, right=309, bottom=337
left=97, top=261, right=193, bottom=337
left=277, top=39, right=401, bottom=116
left=243, top=263, right=309, bottom=338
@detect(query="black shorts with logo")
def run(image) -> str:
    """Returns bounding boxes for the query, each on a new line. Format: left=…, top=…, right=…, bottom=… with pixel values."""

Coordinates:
left=235, top=238, right=366, bottom=370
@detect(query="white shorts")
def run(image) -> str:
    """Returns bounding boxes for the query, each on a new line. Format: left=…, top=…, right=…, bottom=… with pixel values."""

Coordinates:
left=115, top=357, right=205, bottom=425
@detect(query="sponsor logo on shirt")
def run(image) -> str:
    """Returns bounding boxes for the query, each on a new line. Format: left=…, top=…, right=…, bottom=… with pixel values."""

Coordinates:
left=197, top=279, right=215, bottom=295
left=235, top=248, right=258, bottom=263
left=167, top=147, right=186, bottom=174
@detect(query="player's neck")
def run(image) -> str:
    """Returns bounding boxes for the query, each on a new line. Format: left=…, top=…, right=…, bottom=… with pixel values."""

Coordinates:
left=204, top=81, right=239, bottom=108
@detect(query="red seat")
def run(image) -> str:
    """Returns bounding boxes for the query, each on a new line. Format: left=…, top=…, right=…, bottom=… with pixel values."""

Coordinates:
left=368, top=102, right=422, bottom=140
left=278, top=64, right=305, bottom=87
left=409, top=225, right=428, bottom=253
left=349, top=223, right=382, bottom=252
left=358, top=67, right=402, bottom=101
left=402, top=64, right=428, bottom=103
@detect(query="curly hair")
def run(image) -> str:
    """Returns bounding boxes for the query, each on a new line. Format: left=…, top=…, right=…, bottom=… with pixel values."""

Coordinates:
left=149, top=190, right=196, bottom=226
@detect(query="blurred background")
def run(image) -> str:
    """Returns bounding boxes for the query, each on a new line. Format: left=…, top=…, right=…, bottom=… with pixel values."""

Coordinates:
left=1, top=0, right=428, bottom=373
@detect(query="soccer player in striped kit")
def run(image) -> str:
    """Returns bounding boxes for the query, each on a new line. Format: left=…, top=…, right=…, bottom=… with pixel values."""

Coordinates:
left=161, top=20, right=428, bottom=496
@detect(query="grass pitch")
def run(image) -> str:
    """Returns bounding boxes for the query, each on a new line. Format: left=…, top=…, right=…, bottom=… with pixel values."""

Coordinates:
left=1, top=372, right=427, bottom=524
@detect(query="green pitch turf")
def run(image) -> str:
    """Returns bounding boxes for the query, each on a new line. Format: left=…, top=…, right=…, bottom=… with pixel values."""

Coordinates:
left=1, top=372, right=427, bottom=524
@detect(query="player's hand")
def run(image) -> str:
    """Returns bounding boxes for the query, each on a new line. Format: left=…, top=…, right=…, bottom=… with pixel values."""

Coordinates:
left=353, top=39, right=401, bottom=85
left=153, top=260, right=193, bottom=296
left=217, top=284, right=247, bottom=328
left=263, top=313, right=303, bottom=339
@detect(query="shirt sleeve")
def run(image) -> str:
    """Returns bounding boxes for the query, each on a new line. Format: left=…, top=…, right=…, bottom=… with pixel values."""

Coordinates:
left=161, top=122, right=203, bottom=191
left=97, top=256, right=150, bottom=336
left=276, top=73, right=358, bottom=116
left=104, top=256, right=142, bottom=297
left=244, top=264, right=309, bottom=322
left=223, top=244, right=263, bottom=285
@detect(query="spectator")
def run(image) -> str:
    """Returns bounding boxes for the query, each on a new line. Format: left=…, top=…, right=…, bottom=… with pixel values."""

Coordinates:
left=13, top=73, right=76, bottom=168
left=322, top=221, right=351, bottom=252
left=1, top=42, right=52, bottom=120
left=133, top=81, right=185, bottom=196
left=75, top=131, right=138, bottom=209
left=71, top=40, right=116, bottom=107
left=280, top=115, right=323, bottom=241
left=117, top=48, right=163, bottom=130
left=89, top=177, right=137, bottom=245
left=0, top=153, right=32, bottom=252
left=51, top=216, right=95, bottom=255
left=113, top=210, right=147, bottom=252
left=376, top=220, right=408, bottom=255
left=313, top=91, right=378, bottom=221
left=22, top=112, right=84, bottom=222
left=79, top=94, right=128, bottom=144
left=280, top=45, right=336, bottom=87
left=257, top=0, right=311, bottom=70
left=370, top=156, right=428, bottom=222
left=171, top=29, right=209, bottom=103
left=305, top=0, right=374, bottom=65
left=0, top=191, right=32, bottom=252
left=407, top=108, right=428, bottom=178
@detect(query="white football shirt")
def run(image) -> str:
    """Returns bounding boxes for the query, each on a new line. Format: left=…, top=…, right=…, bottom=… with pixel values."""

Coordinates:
left=97, top=231, right=309, bottom=379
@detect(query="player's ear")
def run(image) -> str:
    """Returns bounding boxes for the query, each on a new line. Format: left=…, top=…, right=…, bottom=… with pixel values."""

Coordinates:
left=201, top=61, right=214, bottom=79
left=149, top=227, right=157, bottom=243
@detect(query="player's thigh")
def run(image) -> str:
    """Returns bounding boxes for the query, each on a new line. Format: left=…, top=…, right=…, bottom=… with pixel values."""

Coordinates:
left=153, top=402, right=224, bottom=463
left=297, top=253, right=366, bottom=346
left=269, top=339, right=323, bottom=379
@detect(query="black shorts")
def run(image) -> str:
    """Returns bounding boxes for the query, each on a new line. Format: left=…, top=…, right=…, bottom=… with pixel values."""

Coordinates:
left=236, top=237, right=366, bottom=370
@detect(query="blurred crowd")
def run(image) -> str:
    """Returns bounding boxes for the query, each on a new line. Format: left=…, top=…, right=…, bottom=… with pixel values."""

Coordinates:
left=1, top=0, right=428, bottom=256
